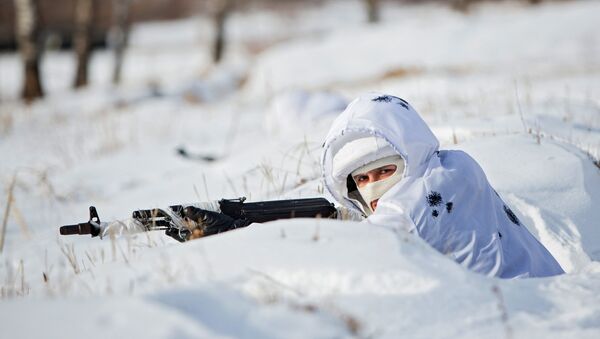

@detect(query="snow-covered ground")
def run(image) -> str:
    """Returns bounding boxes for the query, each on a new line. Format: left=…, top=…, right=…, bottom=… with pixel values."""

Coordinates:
left=0, top=1, right=599, bottom=338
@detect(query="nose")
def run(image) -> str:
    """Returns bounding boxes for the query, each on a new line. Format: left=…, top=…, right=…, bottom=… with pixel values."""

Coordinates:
left=368, top=172, right=383, bottom=183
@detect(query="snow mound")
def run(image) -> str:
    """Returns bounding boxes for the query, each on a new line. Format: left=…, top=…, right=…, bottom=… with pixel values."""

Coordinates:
left=456, top=135, right=600, bottom=270
left=3, top=217, right=600, bottom=338
left=265, top=90, right=348, bottom=140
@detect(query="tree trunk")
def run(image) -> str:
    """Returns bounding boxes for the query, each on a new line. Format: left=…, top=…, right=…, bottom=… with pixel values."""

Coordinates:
left=14, top=0, right=43, bottom=101
left=73, top=0, right=94, bottom=88
left=110, top=0, right=131, bottom=85
left=212, top=0, right=232, bottom=64
left=451, top=0, right=475, bottom=13
left=365, top=0, right=380, bottom=24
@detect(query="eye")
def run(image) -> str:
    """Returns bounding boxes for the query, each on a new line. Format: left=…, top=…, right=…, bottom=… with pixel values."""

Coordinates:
left=354, top=175, right=368, bottom=183
left=378, top=165, right=397, bottom=175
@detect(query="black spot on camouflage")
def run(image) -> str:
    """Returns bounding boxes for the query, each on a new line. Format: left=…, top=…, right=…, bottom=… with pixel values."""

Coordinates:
left=446, top=202, right=453, bottom=213
left=432, top=210, right=439, bottom=218
left=371, top=95, right=410, bottom=109
left=386, top=95, right=409, bottom=109
left=372, top=95, right=393, bottom=103
left=498, top=232, right=502, bottom=238
left=503, top=205, right=521, bottom=226
left=397, top=97, right=409, bottom=105
left=398, top=102, right=409, bottom=109
left=426, top=191, right=443, bottom=207
left=394, top=97, right=410, bottom=109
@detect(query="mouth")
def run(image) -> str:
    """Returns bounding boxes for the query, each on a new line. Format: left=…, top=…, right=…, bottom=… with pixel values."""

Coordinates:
left=370, top=199, right=379, bottom=211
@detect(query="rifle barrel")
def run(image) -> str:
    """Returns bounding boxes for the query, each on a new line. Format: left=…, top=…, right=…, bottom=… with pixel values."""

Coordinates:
left=59, top=222, right=100, bottom=236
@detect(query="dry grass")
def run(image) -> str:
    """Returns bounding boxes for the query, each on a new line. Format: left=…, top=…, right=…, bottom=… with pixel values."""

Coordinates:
left=0, top=174, right=17, bottom=253
left=492, top=285, right=513, bottom=339
left=452, top=129, right=459, bottom=145
left=0, top=259, right=30, bottom=298
left=248, top=269, right=364, bottom=337
left=242, top=138, right=324, bottom=199
left=58, top=240, right=81, bottom=274
left=312, top=222, right=320, bottom=242
left=43, top=249, right=52, bottom=284
left=0, top=110, right=13, bottom=136
left=11, top=202, right=31, bottom=239
left=95, top=113, right=126, bottom=156
left=202, top=173, right=211, bottom=200
left=380, top=66, right=423, bottom=81
left=225, top=172, right=240, bottom=197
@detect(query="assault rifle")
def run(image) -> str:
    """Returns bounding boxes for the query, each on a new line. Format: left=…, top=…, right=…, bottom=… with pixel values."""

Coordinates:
left=59, top=197, right=338, bottom=242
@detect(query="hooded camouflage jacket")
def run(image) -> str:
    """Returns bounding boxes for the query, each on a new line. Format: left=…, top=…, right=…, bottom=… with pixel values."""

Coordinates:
left=322, top=93, right=564, bottom=278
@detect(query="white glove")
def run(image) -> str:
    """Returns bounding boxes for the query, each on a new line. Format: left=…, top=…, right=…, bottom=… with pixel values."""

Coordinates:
left=99, top=201, right=221, bottom=239
left=336, top=206, right=365, bottom=221
left=100, top=219, right=146, bottom=238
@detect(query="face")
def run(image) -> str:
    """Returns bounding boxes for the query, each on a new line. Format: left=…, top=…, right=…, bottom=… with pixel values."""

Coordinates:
left=352, top=164, right=397, bottom=211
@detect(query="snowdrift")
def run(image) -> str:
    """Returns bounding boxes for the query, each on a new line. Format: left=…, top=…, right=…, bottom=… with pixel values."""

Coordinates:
left=2, top=134, right=599, bottom=338
left=246, top=1, right=599, bottom=96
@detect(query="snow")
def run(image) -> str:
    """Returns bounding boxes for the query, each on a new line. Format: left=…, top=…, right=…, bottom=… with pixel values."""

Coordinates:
left=265, top=89, right=348, bottom=139
left=246, top=0, right=599, bottom=98
left=1, top=0, right=599, bottom=338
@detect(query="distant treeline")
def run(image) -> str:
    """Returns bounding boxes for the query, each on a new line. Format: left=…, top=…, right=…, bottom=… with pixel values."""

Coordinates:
left=0, top=0, right=206, bottom=50
left=0, top=0, right=568, bottom=51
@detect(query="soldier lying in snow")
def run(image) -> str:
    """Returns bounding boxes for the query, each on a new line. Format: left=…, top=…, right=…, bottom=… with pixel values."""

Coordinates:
left=183, top=92, right=563, bottom=278
left=62, top=92, right=564, bottom=279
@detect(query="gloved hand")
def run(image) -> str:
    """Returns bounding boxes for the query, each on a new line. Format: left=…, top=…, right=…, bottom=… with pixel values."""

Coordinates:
left=164, top=227, right=190, bottom=243
left=182, top=206, right=250, bottom=239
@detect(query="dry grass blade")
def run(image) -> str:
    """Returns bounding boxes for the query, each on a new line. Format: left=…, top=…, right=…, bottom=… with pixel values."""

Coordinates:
left=19, top=259, right=29, bottom=297
left=0, top=174, right=18, bottom=253
left=85, top=250, right=97, bottom=268
left=514, top=81, right=528, bottom=134
left=247, top=268, right=305, bottom=297
left=492, top=285, right=513, bottom=339
left=58, top=240, right=80, bottom=274
left=202, top=172, right=211, bottom=201
left=248, top=269, right=363, bottom=336
left=11, top=203, right=31, bottom=240
left=225, top=173, right=239, bottom=197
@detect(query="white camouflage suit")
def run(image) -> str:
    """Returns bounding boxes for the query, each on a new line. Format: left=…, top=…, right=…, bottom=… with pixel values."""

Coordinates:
left=322, top=93, right=564, bottom=278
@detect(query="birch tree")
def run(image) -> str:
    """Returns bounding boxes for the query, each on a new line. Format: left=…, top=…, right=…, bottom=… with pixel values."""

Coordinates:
left=365, top=0, right=380, bottom=24
left=211, top=0, right=232, bottom=64
left=14, top=0, right=43, bottom=101
left=73, top=0, right=94, bottom=88
left=110, top=0, right=131, bottom=85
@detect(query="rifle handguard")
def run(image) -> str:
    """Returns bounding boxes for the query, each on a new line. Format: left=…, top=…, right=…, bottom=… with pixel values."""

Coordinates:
left=219, top=197, right=337, bottom=223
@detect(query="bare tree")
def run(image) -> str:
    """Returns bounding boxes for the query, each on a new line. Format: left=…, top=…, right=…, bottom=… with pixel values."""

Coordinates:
left=451, top=0, right=476, bottom=12
left=73, top=0, right=94, bottom=88
left=211, top=0, right=232, bottom=64
left=14, top=0, right=43, bottom=101
left=110, top=0, right=131, bottom=85
left=365, top=0, right=380, bottom=24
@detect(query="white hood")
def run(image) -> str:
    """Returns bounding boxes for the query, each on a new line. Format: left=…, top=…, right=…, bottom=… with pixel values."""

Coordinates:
left=321, top=93, right=564, bottom=278
left=322, top=93, right=438, bottom=211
